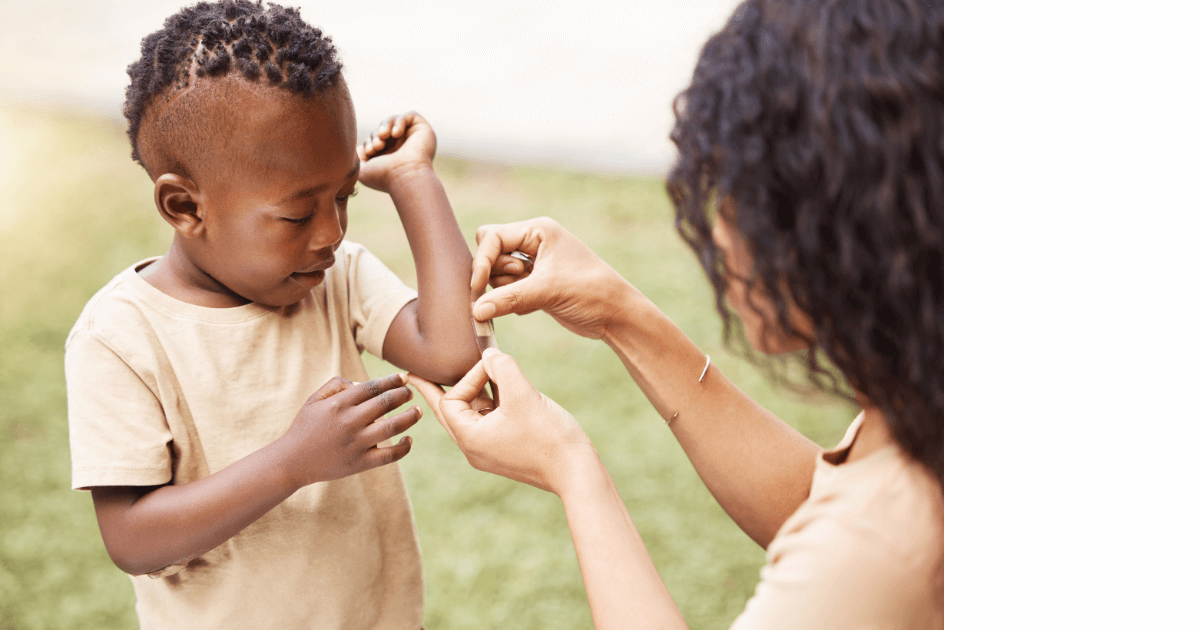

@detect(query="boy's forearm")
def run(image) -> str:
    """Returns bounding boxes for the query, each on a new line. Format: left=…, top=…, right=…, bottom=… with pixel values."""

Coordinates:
left=381, top=165, right=478, bottom=382
left=92, top=440, right=301, bottom=576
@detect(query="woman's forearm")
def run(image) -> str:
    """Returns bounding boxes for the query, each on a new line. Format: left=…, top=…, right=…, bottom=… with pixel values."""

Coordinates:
left=559, top=451, right=688, bottom=630
left=603, top=289, right=822, bottom=548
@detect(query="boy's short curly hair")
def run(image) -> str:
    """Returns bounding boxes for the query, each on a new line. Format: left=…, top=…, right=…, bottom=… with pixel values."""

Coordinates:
left=123, top=0, right=343, bottom=170
left=669, top=0, right=943, bottom=482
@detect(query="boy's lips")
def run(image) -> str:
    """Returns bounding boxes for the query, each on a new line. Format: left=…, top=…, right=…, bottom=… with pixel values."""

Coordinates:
left=291, top=259, right=335, bottom=285
left=294, top=259, right=335, bottom=275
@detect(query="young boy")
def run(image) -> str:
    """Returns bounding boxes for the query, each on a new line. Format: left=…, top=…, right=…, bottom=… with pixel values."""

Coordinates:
left=64, top=1, right=478, bottom=627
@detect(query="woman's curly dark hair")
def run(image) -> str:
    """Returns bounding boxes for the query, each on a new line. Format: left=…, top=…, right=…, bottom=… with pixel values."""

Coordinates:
left=123, top=0, right=343, bottom=167
left=668, top=0, right=943, bottom=483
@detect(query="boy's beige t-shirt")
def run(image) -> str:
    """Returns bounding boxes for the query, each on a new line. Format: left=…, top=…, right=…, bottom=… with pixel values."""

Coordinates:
left=66, top=241, right=423, bottom=630
left=730, top=415, right=944, bottom=630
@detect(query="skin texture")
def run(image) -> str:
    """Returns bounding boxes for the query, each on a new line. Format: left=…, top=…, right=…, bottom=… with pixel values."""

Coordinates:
left=92, top=77, right=477, bottom=576
left=410, top=217, right=895, bottom=629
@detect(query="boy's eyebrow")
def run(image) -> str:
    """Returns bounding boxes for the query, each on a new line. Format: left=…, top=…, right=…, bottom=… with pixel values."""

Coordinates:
left=284, top=162, right=361, bottom=202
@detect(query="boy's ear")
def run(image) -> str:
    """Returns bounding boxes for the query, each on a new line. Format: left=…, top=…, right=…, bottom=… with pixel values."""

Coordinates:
left=154, top=174, right=205, bottom=238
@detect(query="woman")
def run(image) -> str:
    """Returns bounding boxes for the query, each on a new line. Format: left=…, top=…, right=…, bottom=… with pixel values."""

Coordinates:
left=409, top=0, right=943, bottom=627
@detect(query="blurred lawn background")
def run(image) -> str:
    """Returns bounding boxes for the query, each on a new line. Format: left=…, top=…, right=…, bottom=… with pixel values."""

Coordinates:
left=0, top=102, right=856, bottom=629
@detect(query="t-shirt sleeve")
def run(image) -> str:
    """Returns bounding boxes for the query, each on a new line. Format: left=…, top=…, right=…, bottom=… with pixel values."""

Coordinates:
left=65, top=330, right=174, bottom=490
left=729, top=517, right=929, bottom=630
left=343, top=243, right=418, bottom=359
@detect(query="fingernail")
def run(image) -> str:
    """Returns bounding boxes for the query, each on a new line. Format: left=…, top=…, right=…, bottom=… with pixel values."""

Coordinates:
left=503, top=262, right=521, bottom=274
left=475, top=302, right=496, bottom=320
left=483, top=347, right=500, bottom=358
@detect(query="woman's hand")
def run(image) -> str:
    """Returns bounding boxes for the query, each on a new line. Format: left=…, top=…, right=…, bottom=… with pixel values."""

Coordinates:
left=408, top=348, right=599, bottom=496
left=470, top=217, right=641, bottom=341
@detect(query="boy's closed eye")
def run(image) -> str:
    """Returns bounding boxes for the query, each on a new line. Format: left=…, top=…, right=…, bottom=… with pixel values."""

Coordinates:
left=281, top=186, right=358, bottom=224
left=337, top=185, right=359, bottom=204
left=283, top=212, right=315, bottom=225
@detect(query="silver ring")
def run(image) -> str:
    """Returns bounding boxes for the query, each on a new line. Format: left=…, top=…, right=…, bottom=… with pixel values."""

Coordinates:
left=509, top=251, right=535, bottom=269
left=477, top=407, right=494, bottom=414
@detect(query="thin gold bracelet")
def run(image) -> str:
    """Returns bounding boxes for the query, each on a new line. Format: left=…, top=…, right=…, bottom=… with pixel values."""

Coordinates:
left=666, top=355, right=711, bottom=426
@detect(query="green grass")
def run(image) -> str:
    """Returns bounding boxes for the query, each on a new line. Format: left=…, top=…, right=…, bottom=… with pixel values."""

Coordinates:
left=0, top=103, right=857, bottom=629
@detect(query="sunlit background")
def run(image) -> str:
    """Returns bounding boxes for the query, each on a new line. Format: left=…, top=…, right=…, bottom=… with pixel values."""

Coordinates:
left=2, top=0, right=743, bottom=173
left=0, top=1, right=860, bottom=628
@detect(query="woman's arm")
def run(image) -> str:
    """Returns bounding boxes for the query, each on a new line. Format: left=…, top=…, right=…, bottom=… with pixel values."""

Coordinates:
left=471, top=218, right=821, bottom=547
left=603, top=289, right=821, bottom=547
left=410, top=353, right=687, bottom=630
left=358, top=113, right=479, bottom=385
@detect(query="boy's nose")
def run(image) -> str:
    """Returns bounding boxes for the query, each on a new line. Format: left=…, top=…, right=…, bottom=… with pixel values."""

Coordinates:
left=313, top=203, right=346, bottom=250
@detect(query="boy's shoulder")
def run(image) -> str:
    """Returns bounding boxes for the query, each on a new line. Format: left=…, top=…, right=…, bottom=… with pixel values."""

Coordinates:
left=65, top=257, right=161, bottom=354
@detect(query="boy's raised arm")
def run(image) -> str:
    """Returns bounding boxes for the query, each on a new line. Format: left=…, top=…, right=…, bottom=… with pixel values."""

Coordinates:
left=358, top=113, right=478, bottom=385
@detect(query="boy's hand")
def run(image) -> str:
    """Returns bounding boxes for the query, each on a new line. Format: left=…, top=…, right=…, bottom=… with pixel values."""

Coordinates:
left=276, top=373, right=421, bottom=488
left=358, top=112, right=437, bottom=190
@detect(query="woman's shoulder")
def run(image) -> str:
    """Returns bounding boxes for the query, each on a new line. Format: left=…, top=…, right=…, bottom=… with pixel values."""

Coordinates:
left=777, top=438, right=943, bottom=565
left=741, top=439, right=943, bottom=628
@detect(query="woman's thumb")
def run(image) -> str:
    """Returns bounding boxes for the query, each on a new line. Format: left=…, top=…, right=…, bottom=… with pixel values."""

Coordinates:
left=474, top=280, right=542, bottom=321
left=481, top=348, right=534, bottom=399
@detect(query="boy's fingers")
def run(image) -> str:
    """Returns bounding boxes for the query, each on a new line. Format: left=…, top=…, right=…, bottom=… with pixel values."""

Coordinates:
left=365, top=437, right=413, bottom=469
left=356, top=384, right=413, bottom=424
left=343, top=373, right=408, bottom=407
left=363, top=406, right=421, bottom=446
left=307, top=376, right=354, bottom=404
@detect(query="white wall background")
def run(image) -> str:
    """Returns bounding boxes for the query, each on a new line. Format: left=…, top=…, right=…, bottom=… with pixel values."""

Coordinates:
left=0, top=0, right=742, bottom=173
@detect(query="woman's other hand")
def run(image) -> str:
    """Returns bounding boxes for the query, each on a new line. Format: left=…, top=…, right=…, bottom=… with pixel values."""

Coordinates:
left=470, top=218, right=641, bottom=341
left=408, top=348, right=599, bottom=496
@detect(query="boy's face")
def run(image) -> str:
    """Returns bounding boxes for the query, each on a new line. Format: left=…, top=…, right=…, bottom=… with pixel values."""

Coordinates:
left=183, top=80, right=359, bottom=307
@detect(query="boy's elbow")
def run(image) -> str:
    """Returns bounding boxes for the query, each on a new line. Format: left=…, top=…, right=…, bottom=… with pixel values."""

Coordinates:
left=428, top=345, right=480, bottom=385
left=104, top=542, right=154, bottom=576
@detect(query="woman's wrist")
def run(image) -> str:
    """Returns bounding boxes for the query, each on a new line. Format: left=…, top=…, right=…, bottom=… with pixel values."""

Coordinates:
left=598, top=281, right=659, bottom=348
left=553, top=445, right=611, bottom=501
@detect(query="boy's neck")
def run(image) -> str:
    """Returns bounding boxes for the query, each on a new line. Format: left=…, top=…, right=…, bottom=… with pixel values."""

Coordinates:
left=140, top=240, right=253, bottom=309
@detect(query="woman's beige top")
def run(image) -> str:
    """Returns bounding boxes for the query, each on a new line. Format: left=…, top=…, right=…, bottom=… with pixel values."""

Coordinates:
left=730, top=415, right=944, bottom=629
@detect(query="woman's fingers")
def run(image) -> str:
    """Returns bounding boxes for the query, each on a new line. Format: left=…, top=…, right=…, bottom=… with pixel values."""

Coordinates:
left=441, top=359, right=491, bottom=422
left=492, top=253, right=530, bottom=277
left=407, top=375, right=457, bottom=446
left=471, top=221, right=546, bottom=294
left=473, top=276, right=545, bottom=320
left=480, top=348, right=533, bottom=400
